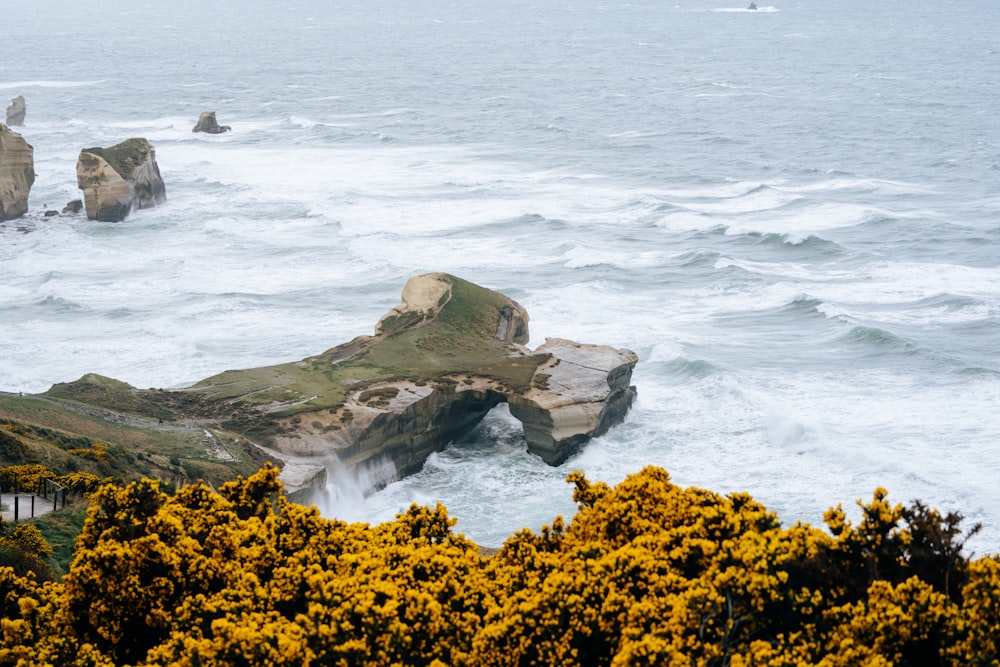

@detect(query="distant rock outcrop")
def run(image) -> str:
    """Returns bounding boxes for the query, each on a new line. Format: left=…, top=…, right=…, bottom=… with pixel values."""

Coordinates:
left=0, top=124, right=34, bottom=221
left=62, top=199, right=83, bottom=214
left=192, top=111, right=231, bottom=134
left=5, top=96, right=25, bottom=126
left=76, top=138, right=166, bottom=222
left=41, top=274, right=638, bottom=499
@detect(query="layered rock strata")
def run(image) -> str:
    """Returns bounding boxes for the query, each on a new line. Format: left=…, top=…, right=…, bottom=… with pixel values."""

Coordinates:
left=41, top=274, right=638, bottom=499
left=5, top=96, right=25, bottom=126
left=193, top=111, right=230, bottom=134
left=76, top=138, right=166, bottom=221
left=0, top=124, right=34, bottom=221
left=507, top=338, right=638, bottom=464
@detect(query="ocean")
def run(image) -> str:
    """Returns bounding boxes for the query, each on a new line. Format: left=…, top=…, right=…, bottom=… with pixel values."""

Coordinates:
left=2, top=0, right=999, bottom=552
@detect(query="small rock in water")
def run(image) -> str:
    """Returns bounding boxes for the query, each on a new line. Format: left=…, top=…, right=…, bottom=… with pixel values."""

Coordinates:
left=192, top=111, right=231, bottom=134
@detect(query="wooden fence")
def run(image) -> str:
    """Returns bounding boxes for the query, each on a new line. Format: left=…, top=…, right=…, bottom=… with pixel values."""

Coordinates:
left=0, top=477, right=67, bottom=522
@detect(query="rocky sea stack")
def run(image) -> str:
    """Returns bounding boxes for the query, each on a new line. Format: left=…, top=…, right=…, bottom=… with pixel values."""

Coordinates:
left=76, top=138, right=166, bottom=222
left=41, top=274, right=638, bottom=499
left=5, top=95, right=25, bottom=126
left=192, top=110, right=231, bottom=134
left=0, top=123, right=34, bottom=221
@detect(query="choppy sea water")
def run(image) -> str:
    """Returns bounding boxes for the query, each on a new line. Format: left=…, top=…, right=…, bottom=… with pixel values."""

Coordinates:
left=2, top=0, right=999, bottom=551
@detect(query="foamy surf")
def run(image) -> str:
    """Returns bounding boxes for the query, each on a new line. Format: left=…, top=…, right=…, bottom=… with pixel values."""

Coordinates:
left=3, top=0, right=999, bottom=554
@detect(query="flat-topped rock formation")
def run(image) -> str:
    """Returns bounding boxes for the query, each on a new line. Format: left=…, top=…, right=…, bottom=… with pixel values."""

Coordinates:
left=192, top=111, right=231, bottom=134
left=5, top=96, right=25, bottom=126
left=0, top=124, right=34, bottom=221
left=42, top=274, right=637, bottom=499
left=76, top=138, right=166, bottom=221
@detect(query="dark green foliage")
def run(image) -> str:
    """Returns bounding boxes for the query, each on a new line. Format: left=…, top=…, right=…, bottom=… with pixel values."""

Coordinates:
left=817, top=492, right=983, bottom=607
left=80, top=138, right=149, bottom=178
left=903, top=500, right=982, bottom=601
left=0, top=521, right=55, bottom=582
left=28, top=506, right=89, bottom=576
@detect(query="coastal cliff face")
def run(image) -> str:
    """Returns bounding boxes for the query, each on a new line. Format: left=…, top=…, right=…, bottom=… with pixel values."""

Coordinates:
left=39, top=274, right=637, bottom=500
left=0, top=124, right=34, bottom=221
left=508, top=338, right=638, bottom=465
left=76, top=138, right=166, bottom=221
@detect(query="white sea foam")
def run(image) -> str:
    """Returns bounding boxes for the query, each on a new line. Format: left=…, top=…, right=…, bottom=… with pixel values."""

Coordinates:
left=3, top=0, right=999, bottom=553
left=712, top=6, right=780, bottom=13
left=812, top=262, right=1000, bottom=306
left=654, top=210, right=719, bottom=231
left=0, top=79, right=106, bottom=89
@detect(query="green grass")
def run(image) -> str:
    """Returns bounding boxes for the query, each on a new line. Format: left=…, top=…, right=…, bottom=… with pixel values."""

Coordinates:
left=4, top=274, right=550, bottom=457
left=80, top=138, right=150, bottom=179
left=29, top=504, right=88, bottom=577
left=43, top=374, right=174, bottom=421
left=0, top=395, right=262, bottom=488
left=185, top=275, right=546, bottom=421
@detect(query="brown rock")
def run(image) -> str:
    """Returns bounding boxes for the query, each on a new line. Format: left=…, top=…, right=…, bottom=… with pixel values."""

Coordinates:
left=191, top=273, right=636, bottom=490
left=0, top=123, right=34, bottom=221
left=76, top=138, right=166, bottom=221
left=40, top=274, right=638, bottom=500
left=508, top=338, right=638, bottom=464
left=192, top=111, right=231, bottom=134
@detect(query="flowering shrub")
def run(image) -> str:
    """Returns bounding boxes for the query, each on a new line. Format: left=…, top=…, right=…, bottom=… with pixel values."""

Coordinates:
left=55, top=472, right=113, bottom=495
left=0, top=464, right=996, bottom=666
left=0, top=464, right=53, bottom=493
left=0, top=522, right=55, bottom=583
left=65, top=443, right=109, bottom=463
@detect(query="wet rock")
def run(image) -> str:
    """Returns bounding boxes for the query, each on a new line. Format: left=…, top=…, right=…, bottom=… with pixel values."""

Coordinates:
left=76, top=138, right=166, bottom=221
left=191, top=273, right=636, bottom=491
left=192, top=111, right=231, bottom=134
left=508, top=338, right=638, bottom=465
left=38, top=274, right=637, bottom=499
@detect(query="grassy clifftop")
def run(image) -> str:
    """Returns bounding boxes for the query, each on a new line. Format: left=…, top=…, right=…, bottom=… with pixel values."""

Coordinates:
left=0, top=392, right=265, bottom=490
left=80, top=138, right=151, bottom=178
left=2, top=273, right=541, bottom=479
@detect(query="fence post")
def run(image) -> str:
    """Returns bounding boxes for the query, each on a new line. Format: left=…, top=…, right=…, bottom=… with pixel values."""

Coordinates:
left=31, top=495, right=35, bottom=518
left=13, top=496, right=18, bottom=522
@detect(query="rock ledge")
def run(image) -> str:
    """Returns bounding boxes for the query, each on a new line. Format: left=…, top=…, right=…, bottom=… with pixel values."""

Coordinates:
left=43, top=274, right=637, bottom=499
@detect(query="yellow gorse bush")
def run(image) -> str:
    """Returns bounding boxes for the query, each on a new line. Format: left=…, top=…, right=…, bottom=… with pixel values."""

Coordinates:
left=0, top=465, right=108, bottom=496
left=0, top=464, right=53, bottom=492
left=0, top=463, right=996, bottom=666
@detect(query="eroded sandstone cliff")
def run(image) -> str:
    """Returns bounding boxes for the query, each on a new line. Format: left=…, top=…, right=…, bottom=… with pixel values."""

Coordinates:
left=0, top=123, right=34, bottom=221
left=76, top=138, right=166, bottom=221
left=40, top=274, right=637, bottom=499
